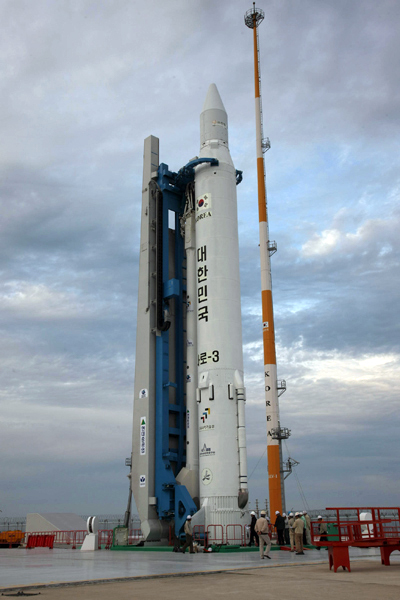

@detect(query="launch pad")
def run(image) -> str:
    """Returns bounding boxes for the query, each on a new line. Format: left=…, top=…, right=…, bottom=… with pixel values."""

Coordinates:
left=0, top=546, right=393, bottom=591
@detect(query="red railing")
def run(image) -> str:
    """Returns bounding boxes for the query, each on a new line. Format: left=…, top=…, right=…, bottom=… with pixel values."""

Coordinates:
left=311, top=506, right=400, bottom=546
left=207, top=524, right=224, bottom=544
left=24, top=530, right=87, bottom=548
left=269, top=523, right=276, bottom=541
left=26, top=534, right=55, bottom=549
left=193, top=524, right=207, bottom=545
left=24, top=530, right=107, bottom=549
left=129, top=528, right=144, bottom=542
left=226, top=524, right=243, bottom=545
left=23, top=523, right=267, bottom=550
left=310, top=506, right=400, bottom=572
left=98, top=529, right=113, bottom=549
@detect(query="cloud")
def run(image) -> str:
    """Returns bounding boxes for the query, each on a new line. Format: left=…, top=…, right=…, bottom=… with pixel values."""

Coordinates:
left=302, top=228, right=341, bottom=257
left=301, top=214, right=400, bottom=259
left=0, top=0, right=399, bottom=517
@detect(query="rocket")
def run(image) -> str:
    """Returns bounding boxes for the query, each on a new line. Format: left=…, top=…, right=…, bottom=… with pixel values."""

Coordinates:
left=194, top=85, right=249, bottom=527
left=131, top=84, right=249, bottom=541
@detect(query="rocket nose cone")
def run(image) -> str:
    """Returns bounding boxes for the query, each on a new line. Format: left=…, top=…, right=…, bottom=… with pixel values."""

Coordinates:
left=200, top=83, right=228, bottom=147
left=202, top=83, right=227, bottom=114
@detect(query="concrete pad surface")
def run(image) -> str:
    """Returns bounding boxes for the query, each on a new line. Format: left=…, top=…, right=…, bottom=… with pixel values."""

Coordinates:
left=0, top=546, right=328, bottom=588
left=4, top=561, right=400, bottom=600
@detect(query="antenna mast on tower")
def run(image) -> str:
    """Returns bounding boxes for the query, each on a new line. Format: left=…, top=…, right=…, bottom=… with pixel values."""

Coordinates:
left=244, top=3, right=291, bottom=516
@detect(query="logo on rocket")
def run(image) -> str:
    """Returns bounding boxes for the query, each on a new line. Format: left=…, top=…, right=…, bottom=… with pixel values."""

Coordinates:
left=200, top=443, right=215, bottom=457
left=196, top=193, right=212, bottom=212
left=201, top=407, right=210, bottom=423
left=201, top=468, right=213, bottom=485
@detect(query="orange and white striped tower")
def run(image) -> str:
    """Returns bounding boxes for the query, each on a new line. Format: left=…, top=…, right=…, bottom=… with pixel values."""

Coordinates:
left=245, top=4, right=290, bottom=518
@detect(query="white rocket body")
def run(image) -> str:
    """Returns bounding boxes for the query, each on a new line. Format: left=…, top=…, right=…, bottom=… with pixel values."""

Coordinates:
left=194, top=85, right=248, bottom=529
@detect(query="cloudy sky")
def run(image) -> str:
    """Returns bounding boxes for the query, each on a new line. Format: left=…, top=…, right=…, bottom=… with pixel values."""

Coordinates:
left=1, top=0, right=399, bottom=519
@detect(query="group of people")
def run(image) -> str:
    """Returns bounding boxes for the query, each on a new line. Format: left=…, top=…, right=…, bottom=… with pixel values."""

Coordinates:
left=177, top=511, right=328, bottom=556
left=250, top=510, right=328, bottom=558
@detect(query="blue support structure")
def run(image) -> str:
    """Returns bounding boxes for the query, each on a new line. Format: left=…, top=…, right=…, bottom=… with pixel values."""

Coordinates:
left=153, top=158, right=220, bottom=534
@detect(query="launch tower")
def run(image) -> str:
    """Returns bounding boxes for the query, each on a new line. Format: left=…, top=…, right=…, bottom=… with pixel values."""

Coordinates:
left=245, top=3, right=291, bottom=516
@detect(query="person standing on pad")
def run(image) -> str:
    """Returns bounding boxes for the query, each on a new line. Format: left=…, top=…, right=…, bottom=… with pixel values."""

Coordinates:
left=294, top=512, right=305, bottom=555
left=255, top=511, right=271, bottom=560
left=249, top=511, right=259, bottom=547
left=274, top=511, right=285, bottom=545
left=288, top=512, right=296, bottom=552
left=180, top=515, right=195, bottom=554
left=317, top=516, right=328, bottom=548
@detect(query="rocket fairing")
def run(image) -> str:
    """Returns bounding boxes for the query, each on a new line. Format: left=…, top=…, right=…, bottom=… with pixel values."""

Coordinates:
left=131, top=84, right=249, bottom=541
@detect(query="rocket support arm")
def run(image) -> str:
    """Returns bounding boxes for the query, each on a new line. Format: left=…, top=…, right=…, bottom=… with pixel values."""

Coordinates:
left=175, top=158, right=219, bottom=189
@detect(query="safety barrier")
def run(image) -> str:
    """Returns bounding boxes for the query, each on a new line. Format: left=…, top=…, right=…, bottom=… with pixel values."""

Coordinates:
left=22, top=528, right=145, bottom=550
left=98, top=529, right=113, bottom=549
left=24, top=530, right=93, bottom=549
left=193, top=525, right=206, bottom=545
left=24, top=530, right=86, bottom=548
left=311, top=506, right=400, bottom=572
left=193, top=524, right=251, bottom=547
left=23, top=524, right=261, bottom=550
left=59, top=530, right=86, bottom=548
left=26, top=534, right=55, bottom=549
left=269, top=524, right=276, bottom=539
left=207, top=524, right=224, bottom=545
left=130, top=528, right=144, bottom=541
left=53, top=530, right=86, bottom=548
left=123, top=528, right=144, bottom=545
left=226, top=524, right=243, bottom=545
